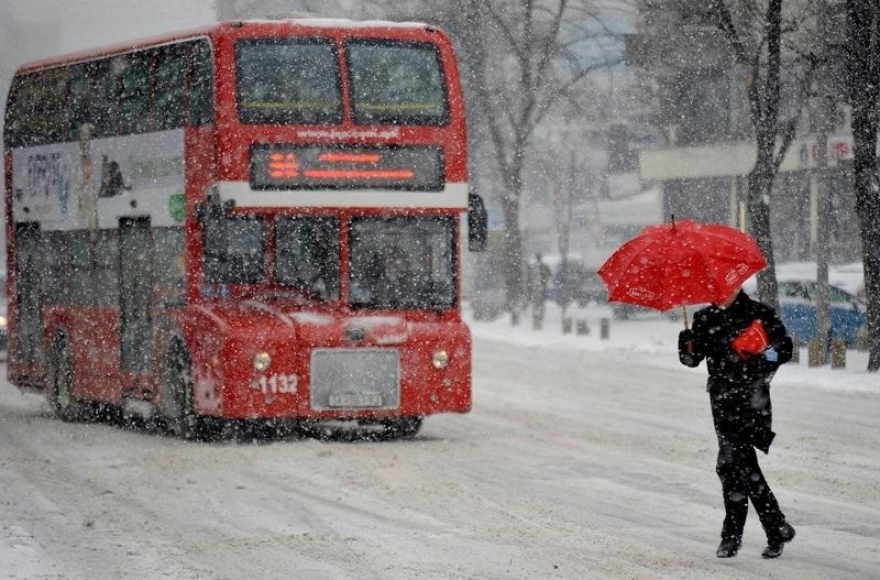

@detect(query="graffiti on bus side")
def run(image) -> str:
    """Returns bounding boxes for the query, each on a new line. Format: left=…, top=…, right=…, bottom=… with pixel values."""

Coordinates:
left=22, top=152, right=72, bottom=216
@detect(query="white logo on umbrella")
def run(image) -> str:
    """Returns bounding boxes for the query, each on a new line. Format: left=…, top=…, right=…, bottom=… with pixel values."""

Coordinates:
left=626, top=287, right=657, bottom=301
left=725, top=263, right=749, bottom=285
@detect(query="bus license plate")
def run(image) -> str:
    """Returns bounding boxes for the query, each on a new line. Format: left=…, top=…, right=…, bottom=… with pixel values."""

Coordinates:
left=328, top=393, right=383, bottom=408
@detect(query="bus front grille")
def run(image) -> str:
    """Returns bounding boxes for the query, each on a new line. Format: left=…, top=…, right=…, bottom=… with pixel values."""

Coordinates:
left=309, top=348, right=400, bottom=410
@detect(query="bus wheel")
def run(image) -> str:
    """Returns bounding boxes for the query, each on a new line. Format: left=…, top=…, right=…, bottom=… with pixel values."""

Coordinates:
left=49, top=336, right=82, bottom=421
left=381, top=417, right=422, bottom=440
left=162, top=344, right=200, bottom=440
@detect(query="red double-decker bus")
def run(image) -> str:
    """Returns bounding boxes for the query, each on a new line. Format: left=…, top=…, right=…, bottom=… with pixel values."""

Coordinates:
left=3, top=18, right=486, bottom=439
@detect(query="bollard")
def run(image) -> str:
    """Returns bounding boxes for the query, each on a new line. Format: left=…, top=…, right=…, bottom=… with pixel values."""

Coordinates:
left=600, top=317, right=610, bottom=340
left=576, top=319, right=589, bottom=335
left=789, top=339, right=800, bottom=364
left=831, top=337, right=846, bottom=369
left=808, top=338, right=826, bottom=367
left=856, top=326, right=870, bottom=352
left=562, top=317, right=573, bottom=334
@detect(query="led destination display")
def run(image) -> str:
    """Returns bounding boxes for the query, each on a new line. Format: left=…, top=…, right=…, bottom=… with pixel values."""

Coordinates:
left=251, top=144, right=443, bottom=191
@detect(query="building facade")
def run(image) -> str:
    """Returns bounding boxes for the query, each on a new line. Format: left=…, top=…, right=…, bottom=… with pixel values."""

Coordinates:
left=627, top=0, right=860, bottom=264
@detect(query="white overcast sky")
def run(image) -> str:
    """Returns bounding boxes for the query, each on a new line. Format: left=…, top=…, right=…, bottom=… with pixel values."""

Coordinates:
left=1, top=0, right=216, bottom=59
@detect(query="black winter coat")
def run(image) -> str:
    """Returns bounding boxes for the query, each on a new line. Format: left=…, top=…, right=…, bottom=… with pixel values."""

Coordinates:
left=679, top=291, right=793, bottom=453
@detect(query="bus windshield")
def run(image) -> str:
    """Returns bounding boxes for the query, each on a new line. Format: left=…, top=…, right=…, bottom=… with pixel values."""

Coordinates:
left=236, top=38, right=342, bottom=124
left=349, top=216, right=455, bottom=310
left=203, top=215, right=341, bottom=300
left=203, top=214, right=454, bottom=309
left=346, top=40, right=448, bottom=126
left=275, top=216, right=340, bottom=300
left=203, top=216, right=266, bottom=283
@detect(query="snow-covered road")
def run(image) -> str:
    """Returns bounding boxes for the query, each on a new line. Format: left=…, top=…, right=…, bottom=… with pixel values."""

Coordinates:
left=1, top=318, right=879, bottom=579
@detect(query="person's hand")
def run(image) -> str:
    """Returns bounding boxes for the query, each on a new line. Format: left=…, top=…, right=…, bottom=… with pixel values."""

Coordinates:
left=678, top=328, right=702, bottom=367
left=746, top=353, right=777, bottom=375
left=678, top=329, right=695, bottom=353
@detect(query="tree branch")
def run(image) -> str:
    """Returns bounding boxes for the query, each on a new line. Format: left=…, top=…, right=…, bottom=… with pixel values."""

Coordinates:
left=708, top=0, right=750, bottom=66
left=532, top=0, right=569, bottom=93
left=772, top=116, right=799, bottom=173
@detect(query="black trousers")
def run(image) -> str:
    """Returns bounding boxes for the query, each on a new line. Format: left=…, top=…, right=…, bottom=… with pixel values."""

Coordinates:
left=716, top=435, right=787, bottom=542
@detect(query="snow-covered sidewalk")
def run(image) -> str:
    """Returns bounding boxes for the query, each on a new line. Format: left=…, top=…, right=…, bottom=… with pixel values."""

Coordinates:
left=465, top=301, right=879, bottom=394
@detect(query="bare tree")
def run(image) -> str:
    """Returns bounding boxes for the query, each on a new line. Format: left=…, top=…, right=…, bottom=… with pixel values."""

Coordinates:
left=434, top=0, right=624, bottom=317
left=845, top=0, right=880, bottom=370
left=706, top=0, right=819, bottom=308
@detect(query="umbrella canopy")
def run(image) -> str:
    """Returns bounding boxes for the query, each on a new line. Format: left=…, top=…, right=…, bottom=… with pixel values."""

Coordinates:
left=598, top=219, right=767, bottom=311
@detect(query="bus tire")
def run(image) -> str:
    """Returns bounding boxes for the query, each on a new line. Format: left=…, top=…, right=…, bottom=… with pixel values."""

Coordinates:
left=381, top=417, right=422, bottom=439
left=162, top=343, right=201, bottom=440
left=49, top=335, right=83, bottom=422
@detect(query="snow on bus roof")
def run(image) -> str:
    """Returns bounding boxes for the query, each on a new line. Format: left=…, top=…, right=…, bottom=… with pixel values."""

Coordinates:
left=242, top=18, right=430, bottom=29
left=15, top=18, right=437, bottom=72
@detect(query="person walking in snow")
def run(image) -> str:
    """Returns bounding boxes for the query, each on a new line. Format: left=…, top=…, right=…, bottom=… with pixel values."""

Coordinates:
left=678, top=286, right=797, bottom=559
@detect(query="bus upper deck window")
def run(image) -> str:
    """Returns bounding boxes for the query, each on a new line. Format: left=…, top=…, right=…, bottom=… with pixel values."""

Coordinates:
left=346, top=40, right=448, bottom=126
left=235, top=39, right=342, bottom=125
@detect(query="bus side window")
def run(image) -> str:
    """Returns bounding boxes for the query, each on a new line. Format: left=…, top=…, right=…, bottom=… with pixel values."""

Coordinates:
left=154, top=227, right=186, bottom=306
left=68, top=231, right=93, bottom=306
left=67, top=64, right=92, bottom=141
left=154, top=45, right=187, bottom=131
left=188, top=40, right=214, bottom=126
left=10, top=70, right=67, bottom=146
left=120, top=52, right=152, bottom=134
left=94, top=230, right=120, bottom=308
left=93, top=59, right=122, bottom=138
left=45, top=231, right=72, bottom=306
left=35, top=69, right=69, bottom=144
left=3, top=76, right=25, bottom=147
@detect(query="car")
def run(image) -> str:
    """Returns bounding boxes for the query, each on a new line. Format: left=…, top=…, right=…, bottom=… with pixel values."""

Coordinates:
left=532, top=256, right=606, bottom=307
left=775, top=280, right=866, bottom=347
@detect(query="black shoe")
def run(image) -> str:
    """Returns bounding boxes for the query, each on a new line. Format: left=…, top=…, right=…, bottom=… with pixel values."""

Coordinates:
left=762, top=523, right=796, bottom=559
left=716, top=537, right=741, bottom=558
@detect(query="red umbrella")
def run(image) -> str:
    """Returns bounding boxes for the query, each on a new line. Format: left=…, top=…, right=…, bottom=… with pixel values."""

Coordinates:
left=598, top=218, right=767, bottom=313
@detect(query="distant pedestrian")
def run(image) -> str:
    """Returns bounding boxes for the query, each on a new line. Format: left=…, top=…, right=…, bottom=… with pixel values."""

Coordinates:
left=678, top=286, right=797, bottom=559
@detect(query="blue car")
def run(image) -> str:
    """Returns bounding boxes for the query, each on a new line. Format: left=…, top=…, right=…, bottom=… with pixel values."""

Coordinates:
left=776, top=280, right=867, bottom=347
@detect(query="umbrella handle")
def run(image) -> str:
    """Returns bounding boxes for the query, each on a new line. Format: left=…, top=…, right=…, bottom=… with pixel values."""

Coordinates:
left=682, top=306, right=689, bottom=330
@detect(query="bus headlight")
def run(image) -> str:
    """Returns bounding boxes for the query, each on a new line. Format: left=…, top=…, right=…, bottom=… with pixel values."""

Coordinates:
left=432, top=349, right=450, bottom=369
left=253, top=352, right=272, bottom=372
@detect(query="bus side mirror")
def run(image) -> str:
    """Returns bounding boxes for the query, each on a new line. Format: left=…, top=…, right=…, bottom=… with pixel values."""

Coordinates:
left=196, top=191, right=235, bottom=226
left=196, top=191, right=236, bottom=261
left=467, top=192, right=487, bottom=252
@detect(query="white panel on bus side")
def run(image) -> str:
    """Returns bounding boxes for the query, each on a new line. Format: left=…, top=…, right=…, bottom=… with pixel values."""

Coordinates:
left=10, top=129, right=186, bottom=230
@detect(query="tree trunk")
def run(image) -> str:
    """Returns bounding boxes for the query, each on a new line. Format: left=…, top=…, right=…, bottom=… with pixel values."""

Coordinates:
left=500, top=190, right=525, bottom=314
left=852, top=114, right=880, bottom=370
left=748, top=114, right=780, bottom=309
left=748, top=159, right=779, bottom=309
left=847, top=0, right=880, bottom=371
